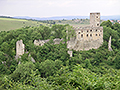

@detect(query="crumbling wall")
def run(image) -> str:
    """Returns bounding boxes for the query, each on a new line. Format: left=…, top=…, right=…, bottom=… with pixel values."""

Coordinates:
left=34, top=12, right=103, bottom=51
left=15, top=40, right=25, bottom=59
left=34, top=39, right=49, bottom=46
left=67, top=26, right=103, bottom=51
left=67, top=50, right=73, bottom=57
left=16, top=40, right=25, bottom=56
left=34, top=38, right=64, bottom=46
left=108, top=36, right=113, bottom=51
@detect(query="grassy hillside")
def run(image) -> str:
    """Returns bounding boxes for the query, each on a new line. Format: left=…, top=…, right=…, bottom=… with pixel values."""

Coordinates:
left=0, top=18, right=49, bottom=31
left=0, top=18, right=104, bottom=31
left=55, top=19, right=90, bottom=27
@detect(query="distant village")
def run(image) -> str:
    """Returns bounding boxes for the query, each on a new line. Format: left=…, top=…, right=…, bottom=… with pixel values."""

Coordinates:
left=110, top=20, right=120, bottom=24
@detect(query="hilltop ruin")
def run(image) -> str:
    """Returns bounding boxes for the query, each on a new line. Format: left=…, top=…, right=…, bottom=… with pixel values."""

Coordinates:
left=67, top=12, right=103, bottom=51
left=16, top=12, right=103, bottom=58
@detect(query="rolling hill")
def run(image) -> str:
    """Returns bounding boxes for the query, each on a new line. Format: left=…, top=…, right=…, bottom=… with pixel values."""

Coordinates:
left=0, top=18, right=48, bottom=31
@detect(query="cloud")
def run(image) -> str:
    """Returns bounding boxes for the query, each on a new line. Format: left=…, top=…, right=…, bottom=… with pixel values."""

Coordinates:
left=0, top=0, right=120, bottom=17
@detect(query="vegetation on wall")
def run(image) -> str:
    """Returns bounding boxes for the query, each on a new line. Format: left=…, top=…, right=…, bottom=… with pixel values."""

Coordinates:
left=0, top=20, right=120, bottom=89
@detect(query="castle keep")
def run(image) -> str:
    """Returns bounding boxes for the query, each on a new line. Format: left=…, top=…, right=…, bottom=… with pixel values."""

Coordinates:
left=67, top=12, right=103, bottom=50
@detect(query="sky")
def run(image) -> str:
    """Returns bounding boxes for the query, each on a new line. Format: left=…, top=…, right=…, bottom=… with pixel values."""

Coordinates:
left=0, top=0, right=120, bottom=17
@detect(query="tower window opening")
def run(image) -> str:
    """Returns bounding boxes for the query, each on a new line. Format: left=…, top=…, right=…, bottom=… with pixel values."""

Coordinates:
left=87, top=30, right=89, bottom=32
left=81, top=30, right=83, bottom=33
left=87, top=34, right=88, bottom=37
left=97, top=24, right=99, bottom=26
left=90, top=30, right=92, bottom=32
left=90, top=34, right=92, bottom=37
left=96, top=16, right=98, bottom=18
left=96, top=34, right=97, bottom=36
left=96, top=29, right=97, bottom=31
left=78, top=32, right=80, bottom=34
left=81, top=34, right=83, bottom=38
left=99, top=34, right=101, bottom=36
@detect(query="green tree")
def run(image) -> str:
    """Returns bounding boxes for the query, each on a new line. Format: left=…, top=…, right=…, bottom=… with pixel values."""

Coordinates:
left=11, top=62, right=35, bottom=81
left=100, top=20, right=112, bottom=28
left=37, top=60, right=57, bottom=77
left=114, top=51, right=120, bottom=69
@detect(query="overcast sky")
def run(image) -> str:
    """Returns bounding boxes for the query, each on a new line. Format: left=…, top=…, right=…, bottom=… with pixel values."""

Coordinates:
left=0, top=0, right=120, bottom=17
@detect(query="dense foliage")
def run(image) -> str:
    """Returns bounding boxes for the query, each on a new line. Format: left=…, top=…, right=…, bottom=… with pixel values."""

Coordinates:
left=0, top=21, right=120, bottom=89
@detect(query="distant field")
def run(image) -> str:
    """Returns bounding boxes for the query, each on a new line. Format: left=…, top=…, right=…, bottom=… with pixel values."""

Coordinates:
left=55, top=19, right=90, bottom=27
left=0, top=18, right=98, bottom=31
left=0, top=18, right=50, bottom=31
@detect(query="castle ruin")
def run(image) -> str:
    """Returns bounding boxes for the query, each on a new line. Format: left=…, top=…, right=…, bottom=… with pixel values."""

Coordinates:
left=34, top=12, right=103, bottom=51
left=67, top=12, right=103, bottom=51
left=16, top=12, right=103, bottom=58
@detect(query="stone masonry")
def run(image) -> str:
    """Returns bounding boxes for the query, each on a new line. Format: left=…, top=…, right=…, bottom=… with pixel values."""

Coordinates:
left=34, top=38, right=64, bottom=46
left=108, top=36, right=113, bottom=51
left=67, top=12, right=103, bottom=51
left=16, top=40, right=25, bottom=60
left=16, top=40, right=25, bottom=56
left=33, top=12, right=103, bottom=52
left=90, top=12, right=100, bottom=27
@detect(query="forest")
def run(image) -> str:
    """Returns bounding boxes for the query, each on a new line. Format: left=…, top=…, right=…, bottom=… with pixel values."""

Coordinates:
left=0, top=20, right=120, bottom=90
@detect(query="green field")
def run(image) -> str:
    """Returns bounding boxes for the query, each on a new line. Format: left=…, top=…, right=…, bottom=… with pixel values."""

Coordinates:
left=55, top=19, right=90, bottom=27
left=0, top=18, right=101, bottom=31
left=0, top=18, right=49, bottom=31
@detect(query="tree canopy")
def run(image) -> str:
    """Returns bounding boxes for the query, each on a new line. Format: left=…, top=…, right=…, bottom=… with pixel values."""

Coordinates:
left=0, top=22, right=120, bottom=89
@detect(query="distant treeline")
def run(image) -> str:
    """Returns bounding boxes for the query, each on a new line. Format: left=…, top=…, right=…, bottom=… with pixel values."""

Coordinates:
left=0, top=16, right=13, bottom=18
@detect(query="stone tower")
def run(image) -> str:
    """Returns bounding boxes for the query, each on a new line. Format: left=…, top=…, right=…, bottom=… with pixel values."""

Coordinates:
left=16, top=40, right=25, bottom=56
left=90, top=12, right=100, bottom=27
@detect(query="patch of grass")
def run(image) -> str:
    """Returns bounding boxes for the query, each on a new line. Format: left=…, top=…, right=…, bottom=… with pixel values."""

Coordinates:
left=0, top=18, right=27, bottom=21
left=0, top=18, right=49, bottom=31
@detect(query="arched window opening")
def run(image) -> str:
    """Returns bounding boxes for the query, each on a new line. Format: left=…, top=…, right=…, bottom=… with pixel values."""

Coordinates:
left=90, top=34, right=92, bottom=37
left=81, top=34, right=83, bottom=38
left=87, top=34, right=88, bottom=37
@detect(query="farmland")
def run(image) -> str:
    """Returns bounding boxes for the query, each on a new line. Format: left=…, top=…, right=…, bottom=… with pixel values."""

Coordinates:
left=0, top=18, right=49, bottom=31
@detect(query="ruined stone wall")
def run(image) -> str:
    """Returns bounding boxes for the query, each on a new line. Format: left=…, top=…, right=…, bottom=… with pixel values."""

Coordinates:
left=34, top=12, right=103, bottom=51
left=75, top=26, right=103, bottom=41
left=34, top=39, right=49, bottom=46
left=67, top=26, right=103, bottom=51
left=16, top=40, right=25, bottom=56
left=72, top=38, right=103, bottom=51
left=34, top=38, right=64, bottom=46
